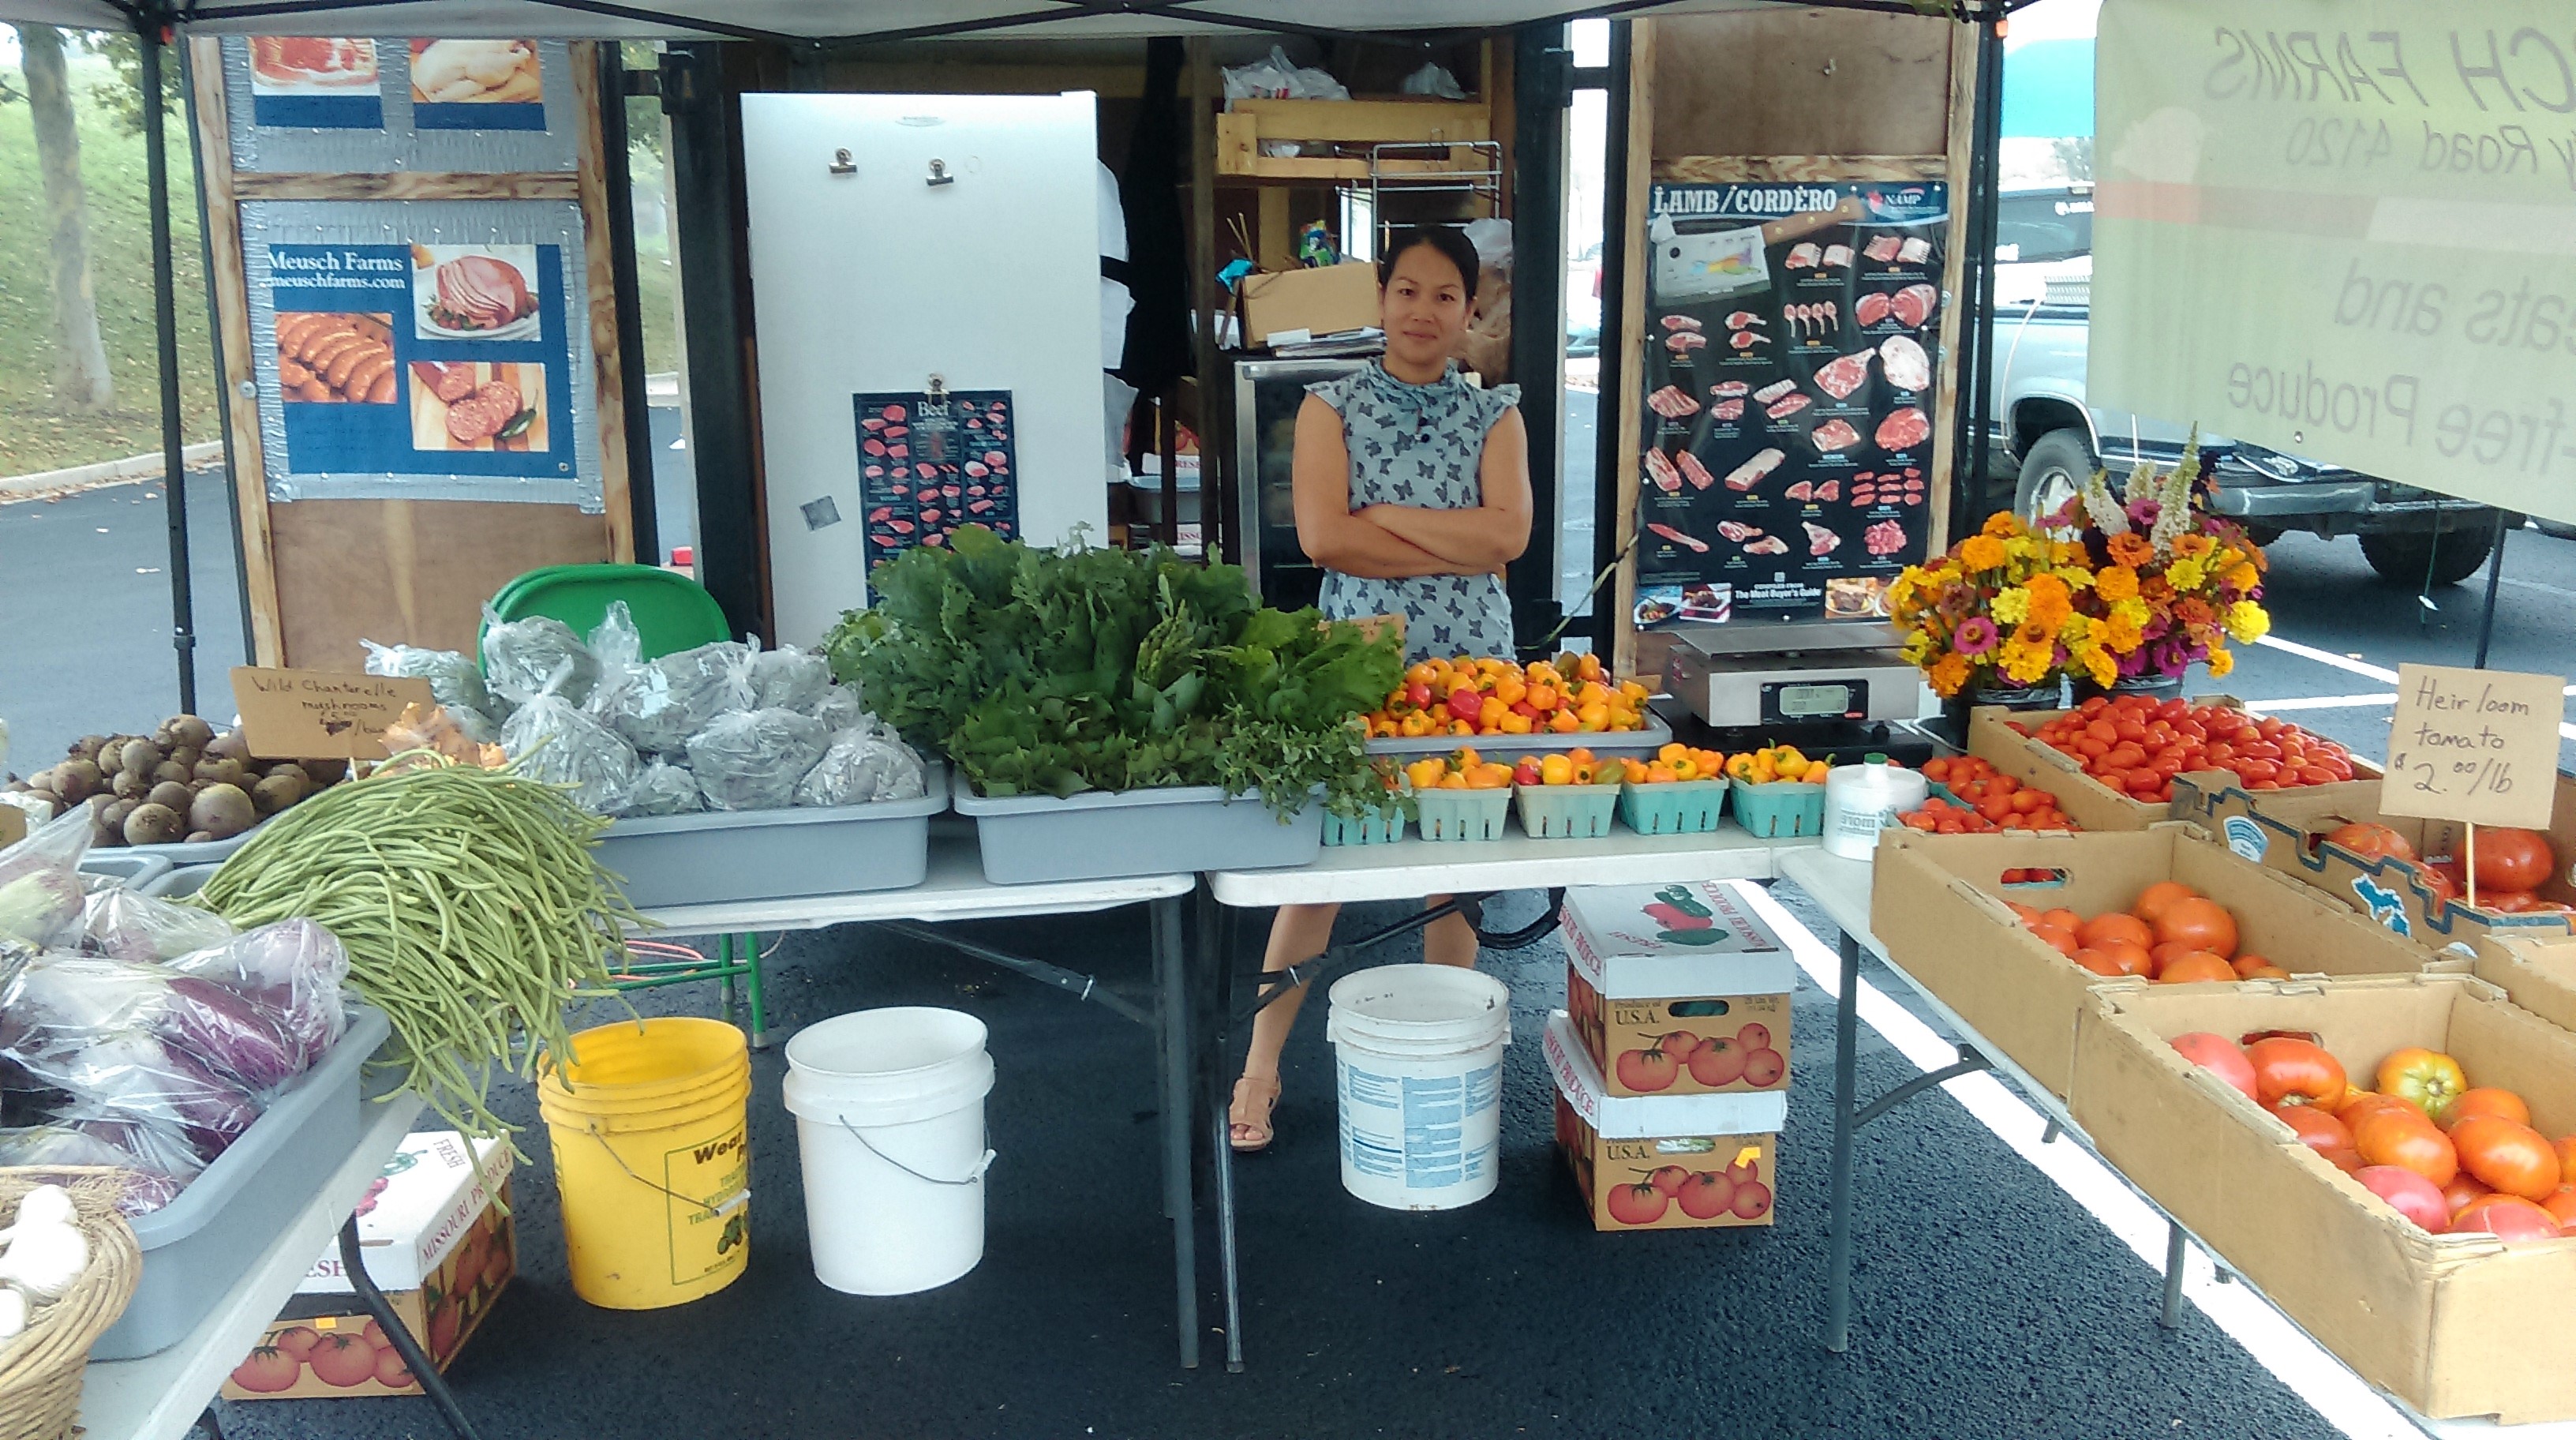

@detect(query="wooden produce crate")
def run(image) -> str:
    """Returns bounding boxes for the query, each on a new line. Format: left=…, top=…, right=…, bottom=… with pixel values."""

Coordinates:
left=1215, top=98, right=1492, bottom=180
left=1967, top=699, right=2383, bottom=833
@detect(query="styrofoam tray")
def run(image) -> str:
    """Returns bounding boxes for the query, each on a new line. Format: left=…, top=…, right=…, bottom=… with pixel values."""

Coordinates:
left=951, top=771, right=1321, bottom=883
left=90, top=1006, right=395, bottom=1359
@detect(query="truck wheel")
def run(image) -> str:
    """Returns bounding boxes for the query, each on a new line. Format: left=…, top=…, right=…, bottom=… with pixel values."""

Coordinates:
left=2013, top=429, right=2094, bottom=527
left=2361, top=528, right=2495, bottom=587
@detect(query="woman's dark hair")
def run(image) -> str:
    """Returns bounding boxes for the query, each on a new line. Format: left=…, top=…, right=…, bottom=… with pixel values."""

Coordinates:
left=1376, top=226, right=1481, bottom=302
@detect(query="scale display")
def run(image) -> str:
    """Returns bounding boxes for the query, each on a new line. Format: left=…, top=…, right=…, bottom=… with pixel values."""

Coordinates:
left=1773, top=682, right=1858, bottom=718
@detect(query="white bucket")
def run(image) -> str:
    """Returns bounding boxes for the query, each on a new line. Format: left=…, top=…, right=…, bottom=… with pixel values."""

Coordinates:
left=781, top=1007, right=997, bottom=1296
left=1324, top=966, right=1512, bottom=1211
left=1822, top=756, right=1929, bottom=859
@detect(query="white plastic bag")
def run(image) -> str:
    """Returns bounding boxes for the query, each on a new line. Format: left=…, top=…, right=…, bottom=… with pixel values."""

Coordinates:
left=1400, top=62, right=1465, bottom=99
left=795, top=720, right=929, bottom=807
left=481, top=608, right=599, bottom=707
left=685, top=709, right=828, bottom=812
left=1222, top=45, right=1346, bottom=103
left=617, top=759, right=704, bottom=818
left=363, top=639, right=496, bottom=720
left=500, top=668, right=639, bottom=816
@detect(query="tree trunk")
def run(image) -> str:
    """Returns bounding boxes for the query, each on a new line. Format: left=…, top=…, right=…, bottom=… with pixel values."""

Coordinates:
left=19, top=24, right=115, bottom=414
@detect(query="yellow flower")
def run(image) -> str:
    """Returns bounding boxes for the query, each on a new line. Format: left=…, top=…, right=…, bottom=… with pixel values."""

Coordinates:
left=1929, top=653, right=1971, bottom=696
left=2004, top=534, right=2047, bottom=563
left=2095, top=565, right=2139, bottom=602
left=2054, top=566, right=2095, bottom=591
left=2207, top=644, right=2235, bottom=678
left=2111, top=598, right=2151, bottom=629
left=2174, top=534, right=2216, bottom=561
left=1959, top=535, right=2009, bottom=572
left=2001, top=639, right=2055, bottom=684
left=2165, top=557, right=2208, bottom=592
left=2083, top=648, right=2118, bottom=688
left=1983, top=512, right=2024, bottom=539
left=2224, top=562, right=2260, bottom=591
left=2050, top=540, right=2092, bottom=568
left=2225, top=600, right=2271, bottom=643
left=2059, top=613, right=2097, bottom=647
left=1901, top=631, right=1935, bottom=665
left=1989, top=587, right=2032, bottom=627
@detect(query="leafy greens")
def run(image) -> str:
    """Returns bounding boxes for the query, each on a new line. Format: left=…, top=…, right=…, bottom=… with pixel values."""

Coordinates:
left=825, top=527, right=1403, bottom=819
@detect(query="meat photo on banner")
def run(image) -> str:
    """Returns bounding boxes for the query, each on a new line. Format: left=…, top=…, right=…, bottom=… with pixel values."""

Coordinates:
left=1633, top=180, right=1945, bottom=630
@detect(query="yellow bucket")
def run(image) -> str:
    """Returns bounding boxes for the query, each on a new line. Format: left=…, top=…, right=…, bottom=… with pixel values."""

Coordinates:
left=537, top=1017, right=752, bottom=1310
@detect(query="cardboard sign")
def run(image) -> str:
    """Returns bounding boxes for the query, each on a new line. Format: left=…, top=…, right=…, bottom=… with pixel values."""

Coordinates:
left=231, top=666, right=432, bottom=761
left=2381, top=665, right=2563, bottom=831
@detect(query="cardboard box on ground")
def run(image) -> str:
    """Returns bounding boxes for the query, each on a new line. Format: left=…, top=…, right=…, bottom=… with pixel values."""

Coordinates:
left=1546, top=1015, right=1779, bottom=1231
left=1869, top=827, right=2457, bottom=1099
left=1966, top=699, right=2385, bottom=833
left=2171, top=771, right=2576, bottom=956
left=2069, top=975, right=2576, bottom=1423
left=224, top=1132, right=515, bottom=1401
left=1559, top=881, right=1794, bottom=1097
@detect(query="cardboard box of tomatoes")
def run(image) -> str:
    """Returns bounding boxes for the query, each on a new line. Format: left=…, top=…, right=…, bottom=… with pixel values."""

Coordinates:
left=223, top=1132, right=515, bottom=1401
left=2173, top=772, right=2576, bottom=955
left=1559, top=880, right=1795, bottom=1097
left=1966, top=698, right=2381, bottom=833
left=1871, top=827, right=2457, bottom=1099
left=2069, top=974, right=2576, bottom=1423
left=2474, top=929, right=2576, bottom=1043
left=1545, top=1013, right=1780, bottom=1231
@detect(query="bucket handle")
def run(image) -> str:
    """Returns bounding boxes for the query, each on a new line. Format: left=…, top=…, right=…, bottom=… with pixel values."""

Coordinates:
left=583, top=1124, right=751, bottom=1220
left=835, top=1114, right=996, bottom=1187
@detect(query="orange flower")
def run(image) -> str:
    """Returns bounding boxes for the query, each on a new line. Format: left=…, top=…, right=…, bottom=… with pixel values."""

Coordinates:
left=2094, top=565, right=2140, bottom=602
left=1983, top=512, right=2024, bottom=539
left=1958, top=535, right=2009, bottom=572
left=2173, top=534, right=2216, bottom=561
left=2176, top=597, right=2215, bottom=628
left=2106, top=532, right=2155, bottom=568
left=2022, top=572, right=2074, bottom=631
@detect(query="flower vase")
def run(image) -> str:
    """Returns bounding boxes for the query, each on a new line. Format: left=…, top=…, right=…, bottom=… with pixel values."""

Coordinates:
left=2071, top=673, right=2185, bottom=704
left=1930, top=677, right=2065, bottom=747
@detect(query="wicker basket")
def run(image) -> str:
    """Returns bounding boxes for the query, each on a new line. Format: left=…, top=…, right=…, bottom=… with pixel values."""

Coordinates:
left=0, top=1168, right=144, bottom=1440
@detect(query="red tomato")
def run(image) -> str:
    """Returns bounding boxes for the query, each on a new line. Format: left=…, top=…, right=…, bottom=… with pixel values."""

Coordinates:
left=230, top=1346, right=304, bottom=1394
left=2158, top=951, right=2239, bottom=984
left=2445, top=1086, right=2532, bottom=1131
left=2472, top=827, right=2556, bottom=893
left=2543, top=1187, right=2576, bottom=1228
left=2452, top=1114, right=2563, bottom=1200
left=2078, top=912, right=2155, bottom=951
left=2357, top=1164, right=2450, bottom=1232
left=2247, top=1037, right=2346, bottom=1109
left=2355, top=1108, right=2461, bottom=1187
left=2327, top=823, right=2416, bottom=862
left=2453, top=1194, right=2564, bottom=1244
left=2171, top=1032, right=2258, bottom=1099
left=2274, top=1103, right=2357, bottom=1165
left=2153, top=897, right=2240, bottom=959
left=2442, top=1172, right=2495, bottom=1217
left=2132, top=881, right=2198, bottom=924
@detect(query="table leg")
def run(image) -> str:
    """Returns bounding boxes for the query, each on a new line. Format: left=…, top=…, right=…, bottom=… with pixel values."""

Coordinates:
left=339, top=1218, right=483, bottom=1440
left=1823, top=929, right=1863, bottom=1354
left=2159, top=1221, right=2188, bottom=1329
left=1151, top=892, right=1201, bottom=1369
left=1196, top=889, right=1248, bottom=1373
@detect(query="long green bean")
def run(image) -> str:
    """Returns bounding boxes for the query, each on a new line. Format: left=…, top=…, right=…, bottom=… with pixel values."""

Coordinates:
left=197, top=754, right=642, bottom=1143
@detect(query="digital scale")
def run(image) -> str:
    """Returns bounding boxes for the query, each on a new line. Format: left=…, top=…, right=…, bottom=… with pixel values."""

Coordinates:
left=1663, top=621, right=1925, bottom=729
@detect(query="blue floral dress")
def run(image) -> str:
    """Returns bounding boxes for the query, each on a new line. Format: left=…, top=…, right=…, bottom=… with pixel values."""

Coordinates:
left=1307, top=362, right=1522, bottom=664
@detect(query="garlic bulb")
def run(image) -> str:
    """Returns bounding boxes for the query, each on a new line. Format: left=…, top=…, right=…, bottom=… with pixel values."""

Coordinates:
left=0, top=1184, right=74, bottom=1244
left=0, top=1194, right=88, bottom=1303
left=0, top=1287, right=24, bottom=1344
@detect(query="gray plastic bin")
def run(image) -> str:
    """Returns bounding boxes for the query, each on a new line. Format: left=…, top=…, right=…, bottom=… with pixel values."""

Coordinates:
left=89, top=1005, right=395, bottom=1359
left=595, top=775, right=948, bottom=909
left=140, top=864, right=219, bottom=899
left=77, top=852, right=173, bottom=888
left=951, top=771, right=1321, bottom=884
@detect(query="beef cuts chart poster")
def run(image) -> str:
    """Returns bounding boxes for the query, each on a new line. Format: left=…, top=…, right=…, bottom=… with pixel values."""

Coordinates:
left=1632, top=181, right=1945, bottom=630
left=852, top=389, right=1021, bottom=598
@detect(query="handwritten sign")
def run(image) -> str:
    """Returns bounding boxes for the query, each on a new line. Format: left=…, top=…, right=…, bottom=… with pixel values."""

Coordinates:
left=2380, top=663, right=2563, bottom=829
left=231, top=666, right=432, bottom=762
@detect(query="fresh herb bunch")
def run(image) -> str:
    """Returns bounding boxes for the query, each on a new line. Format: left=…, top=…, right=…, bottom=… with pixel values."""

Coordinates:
left=826, top=527, right=1402, bottom=819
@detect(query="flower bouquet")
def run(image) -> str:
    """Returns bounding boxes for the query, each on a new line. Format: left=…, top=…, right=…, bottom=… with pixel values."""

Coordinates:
left=1889, top=512, right=2099, bottom=702
left=2048, top=437, right=2271, bottom=692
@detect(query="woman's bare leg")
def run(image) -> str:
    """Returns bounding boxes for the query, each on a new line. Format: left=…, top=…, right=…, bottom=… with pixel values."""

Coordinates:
left=1423, top=894, right=1478, bottom=969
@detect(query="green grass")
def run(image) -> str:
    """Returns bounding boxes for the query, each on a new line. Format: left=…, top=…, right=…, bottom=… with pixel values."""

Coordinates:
left=0, top=53, right=219, bottom=478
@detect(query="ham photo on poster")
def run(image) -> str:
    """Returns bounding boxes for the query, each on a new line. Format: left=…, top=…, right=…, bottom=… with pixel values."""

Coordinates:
left=410, top=244, right=541, bottom=342
left=410, top=363, right=547, bottom=454
left=249, top=37, right=377, bottom=93
left=408, top=39, right=541, bottom=105
left=274, top=313, right=396, bottom=404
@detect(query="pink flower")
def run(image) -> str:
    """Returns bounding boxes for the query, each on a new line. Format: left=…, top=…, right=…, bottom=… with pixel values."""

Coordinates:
left=1953, top=616, right=1999, bottom=655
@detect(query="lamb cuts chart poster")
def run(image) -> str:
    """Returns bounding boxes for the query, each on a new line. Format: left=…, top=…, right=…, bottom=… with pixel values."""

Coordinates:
left=264, top=241, right=577, bottom=483
left=1632, top=181, right=1946, bottom=630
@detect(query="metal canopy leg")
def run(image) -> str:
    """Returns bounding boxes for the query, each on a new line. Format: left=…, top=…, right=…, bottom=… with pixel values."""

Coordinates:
left=1151, top=893, right=1201, bottom=1369
left=1824, top=932, right=1863, bottom=1353
left=2159, top=1222, right=2188, bottom=1329
left=338, top=1220, right=481, bottom=1440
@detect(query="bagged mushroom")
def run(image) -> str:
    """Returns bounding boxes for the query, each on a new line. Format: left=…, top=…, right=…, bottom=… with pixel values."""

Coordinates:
left=684, top=709, right=828, bottom=812
left=617, top=759, right=705, bottom=818
left=592, top=611, right=759, bottom=756
left=750, top=643, right=833, bottom=715
left=480, top=607, right=600, bottom=707
left=363, top=639, right=500, bottom=735
left=795, top=719, right=930, bottom=806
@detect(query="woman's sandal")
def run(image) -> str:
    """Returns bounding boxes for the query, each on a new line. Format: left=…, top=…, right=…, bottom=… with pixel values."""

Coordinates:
left=1229, top=1075, right=1282, bottom=1153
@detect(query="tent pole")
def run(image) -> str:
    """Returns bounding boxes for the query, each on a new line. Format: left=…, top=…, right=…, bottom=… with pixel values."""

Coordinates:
left=2473, top=510, right=2507, bottom=669
left=139, top=7, right=197, bottom=716
left=1960, top=6, right=2005, bottom=511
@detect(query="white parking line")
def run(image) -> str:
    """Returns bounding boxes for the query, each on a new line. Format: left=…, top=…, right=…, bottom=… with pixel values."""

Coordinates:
left=2241, top=694, right=2398, bottom=712
left=1784, top=938, right=2428, bottom=1440
left=2252, top=643, right=2576, bottom=740
left=2256, top=636, right=2401, bottom=684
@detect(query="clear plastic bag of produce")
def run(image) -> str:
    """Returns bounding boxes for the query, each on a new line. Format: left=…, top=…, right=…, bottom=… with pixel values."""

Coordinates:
left=685, top=708, right=828, bottom=812
left=363, top=638, right=497, bottom=721
left=616, top=758, right=704, bottom=817
left=0, top=993, right=266, bottom=1164
left=77, top=887, right=239, bottom=964
left=167, top=919, right=350, bottom=1076
left=591, top=605, right=759, bottom=756
left=480, top=607, right=600, bottom=708
left=0, top=806, right=93, bottom=950
left=0, top=1119, right=198, bottom=1213
left=808, top=683, right=865, bottom=732
left=795, top=718, right=929, bottom=806
left=751, top=643, right=833, bottom=715
left=499, top=666, right=639, bottom=816
left=2, top=924, right=345, bottom=1099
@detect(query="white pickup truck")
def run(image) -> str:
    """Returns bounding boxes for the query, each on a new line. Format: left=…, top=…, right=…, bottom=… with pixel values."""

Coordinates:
left=1985, top=186, right=2501, bottom=587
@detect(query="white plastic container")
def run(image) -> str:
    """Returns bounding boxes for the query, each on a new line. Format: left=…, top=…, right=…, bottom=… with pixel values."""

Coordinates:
left=781, top=1008, right=997, bottom=1296
left=1822, top=755, right=1929, bottom=860
left=1324, top=966, right=1511, bottom=1211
